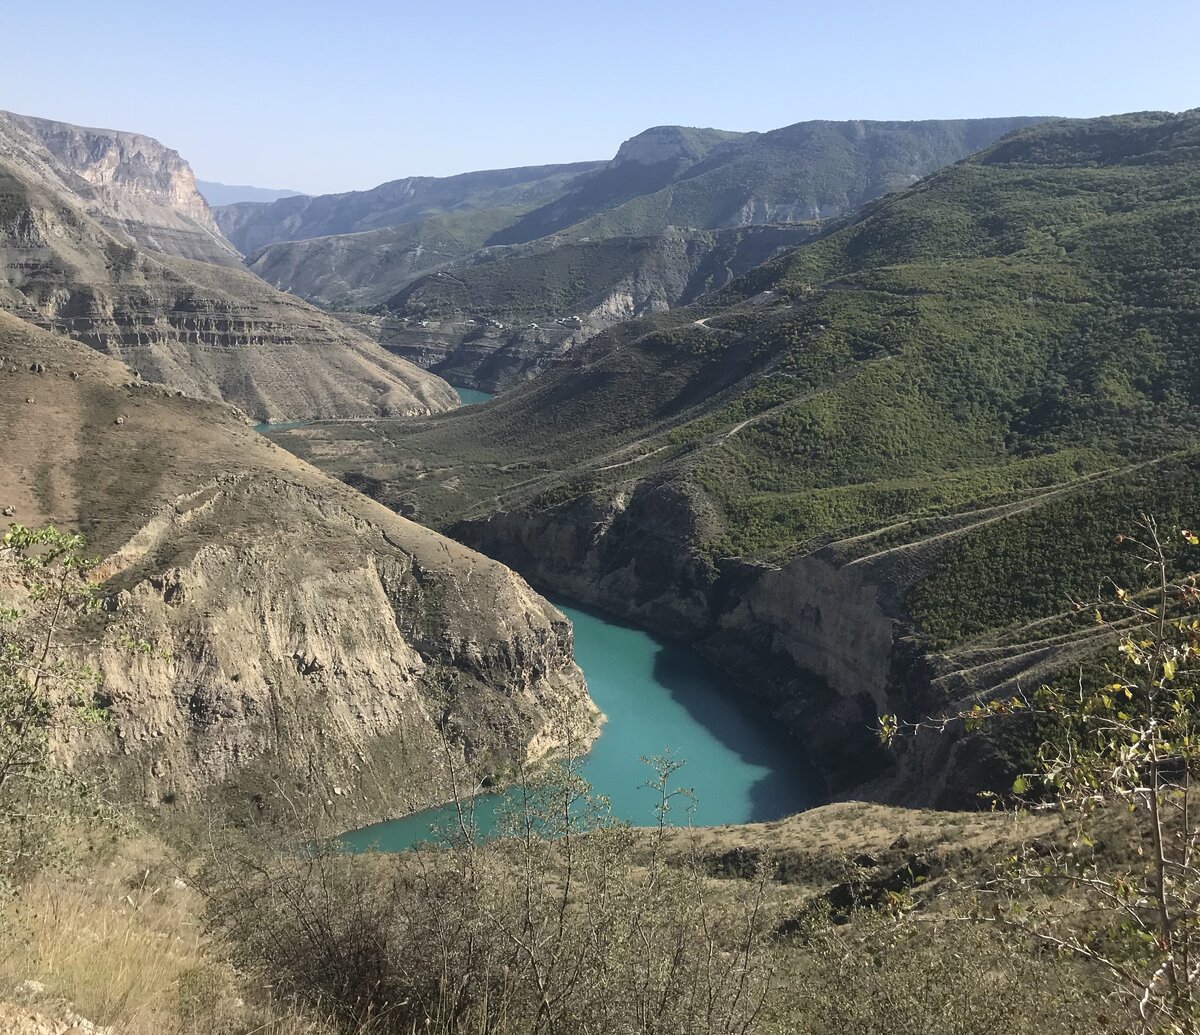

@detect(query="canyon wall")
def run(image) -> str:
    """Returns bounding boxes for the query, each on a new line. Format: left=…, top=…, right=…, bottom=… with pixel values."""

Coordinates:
left=450, top=480, right=1027, bottom=808
left=1, top=110, right=240, bottom=267
left=0, top=313, right=595, bottom=831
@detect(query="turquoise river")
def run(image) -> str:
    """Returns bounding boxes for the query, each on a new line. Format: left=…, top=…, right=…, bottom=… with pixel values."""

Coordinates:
left=341, top=594, right=820, bottom=852
left=254, top=388, right=819, bottom=850
left=451, top=384, right=494, bottom=406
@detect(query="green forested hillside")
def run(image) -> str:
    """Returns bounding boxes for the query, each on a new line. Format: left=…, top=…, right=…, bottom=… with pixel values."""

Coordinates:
left=243, top=118, right=1045, bottom=329
left=277, top=110, right=1200, bottom=667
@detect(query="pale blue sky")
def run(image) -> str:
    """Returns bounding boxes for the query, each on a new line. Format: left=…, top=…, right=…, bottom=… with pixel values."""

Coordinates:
left=4, top=0, right=1197, bottom=194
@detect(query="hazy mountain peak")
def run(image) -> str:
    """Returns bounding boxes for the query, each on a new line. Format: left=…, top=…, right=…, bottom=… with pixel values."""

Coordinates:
left=612, top=125, right=746, bottom=166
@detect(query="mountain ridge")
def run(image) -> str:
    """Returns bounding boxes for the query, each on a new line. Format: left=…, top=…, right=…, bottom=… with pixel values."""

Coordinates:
left=213, top=160, right=605, bottom=256
left=237, top=115, right=1049, bottom=388
left=0, top=110, right=458, bottom=420
left=196, top=179, right=306, bottom=206
left=268, top=109, right=1200, bottom=804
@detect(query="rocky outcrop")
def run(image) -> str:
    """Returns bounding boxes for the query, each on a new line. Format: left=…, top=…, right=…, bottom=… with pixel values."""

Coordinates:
left=449, top=482, right=1011, bottom=805
left=0, top=313, right=595, bottom=830
left=88, top=475, right=596, bottom=827
left=1, top=111, right=240, bottom=267
left=336, top=311, right=583, bottom=392
left=0, top=1000, right=105, bottom=1035
left=0, top=114, right=459, bottom=421
left=453, top=482, right=722, bottom=638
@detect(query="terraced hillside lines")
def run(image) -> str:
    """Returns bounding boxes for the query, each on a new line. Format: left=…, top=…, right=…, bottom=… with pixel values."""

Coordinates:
left=267, top=110, right=1200, bottom=805
left=0, top=113, right=459, bottom=421
left=0, top=311, right=594, bottom=830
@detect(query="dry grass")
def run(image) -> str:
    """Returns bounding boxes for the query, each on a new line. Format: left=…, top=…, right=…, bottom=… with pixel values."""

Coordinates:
left=0, top=836, right=339, bottom=1035
left=668, top=800, right=1063, bottom=893
left=0, top=802, right=1101, bottom=1035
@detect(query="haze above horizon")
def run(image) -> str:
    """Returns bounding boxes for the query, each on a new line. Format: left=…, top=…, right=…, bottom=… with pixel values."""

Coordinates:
left=5, top=0, right=1197, bottom=195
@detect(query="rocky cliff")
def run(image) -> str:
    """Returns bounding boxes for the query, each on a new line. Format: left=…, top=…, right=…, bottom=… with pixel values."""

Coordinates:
left=445, top=483, right=1052, bottom=807
left=0, top=113, right=459, bottom=421
left=449, top=483, right=900, bottom=798
left=0, top=311, right=595, bottom=830
left=1, top=111, right=240, bottom=267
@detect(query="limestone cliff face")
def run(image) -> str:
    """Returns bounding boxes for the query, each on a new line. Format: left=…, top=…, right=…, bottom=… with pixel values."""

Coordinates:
left=453, top=482, right=721, bottom=638
left=0, top=314, right=594, bottom=830
left=335, top=311, right=584, bottom=392
left=1, top=111, right=240, bottom=267
left=0, top=114, right=459, bottom=421
left=449, top=482, right=998, bottom=805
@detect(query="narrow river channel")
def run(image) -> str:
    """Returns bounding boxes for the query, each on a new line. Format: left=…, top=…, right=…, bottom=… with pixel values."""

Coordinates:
left=341, top=594, right=819, bottom=851
left=256, top=386, right=819, bottom=850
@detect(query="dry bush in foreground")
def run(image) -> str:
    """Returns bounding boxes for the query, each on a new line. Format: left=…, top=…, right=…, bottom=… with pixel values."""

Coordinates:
left=198, top=757, right=775, bottom=1035
left=196, top=756, right=1109, bottom=1035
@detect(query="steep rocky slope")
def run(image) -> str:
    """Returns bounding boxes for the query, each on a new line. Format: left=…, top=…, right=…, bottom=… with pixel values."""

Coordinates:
left=0, top=113, right=458, bottom=421
left=368, top=224, right=816, bottom=389
left=1, top=111, right=240, bottom=267
left=268, top=110, right=1200, bottom=805
left=0, top=311, right=595, bottom=830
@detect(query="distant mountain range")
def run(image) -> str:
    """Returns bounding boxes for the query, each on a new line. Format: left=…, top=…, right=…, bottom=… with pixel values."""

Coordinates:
left=213, top=117, right=1048, bottom=388
left=195, top=180, right=306, bottom=206
left=212, top=162, right=604, bottom=256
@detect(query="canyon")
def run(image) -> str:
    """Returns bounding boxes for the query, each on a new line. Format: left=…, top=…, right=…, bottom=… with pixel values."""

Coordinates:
left=0, top=111, right=457, bottom=421
left=263, top=109, right=1200, bottom=810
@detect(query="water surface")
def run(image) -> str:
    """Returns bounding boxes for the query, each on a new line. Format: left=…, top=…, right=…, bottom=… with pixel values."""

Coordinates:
left=341, top=596, right=818, bottom=851
left=452, top=385, right=494, bottom=406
